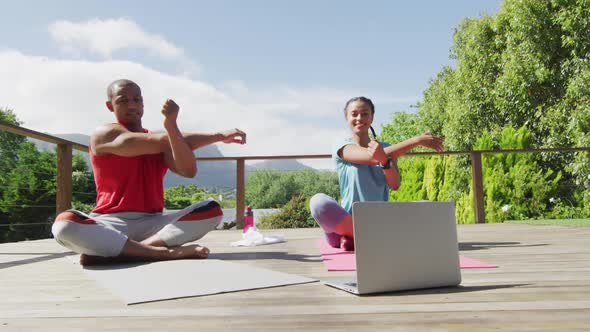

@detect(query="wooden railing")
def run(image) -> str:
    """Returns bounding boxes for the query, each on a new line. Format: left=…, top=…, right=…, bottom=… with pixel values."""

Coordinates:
left=1, top=121, right=589, bottom=226
left=195, top=154, right=330, bottom=228
left=202, top=148, right=590, bottom=227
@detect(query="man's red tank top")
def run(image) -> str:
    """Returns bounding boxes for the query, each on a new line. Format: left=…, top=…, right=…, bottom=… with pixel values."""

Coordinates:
left=90, top=130, right=169, bottom=214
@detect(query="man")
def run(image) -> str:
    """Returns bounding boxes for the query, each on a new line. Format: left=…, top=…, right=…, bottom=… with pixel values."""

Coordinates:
left=52, top=79, right=246, bottom=265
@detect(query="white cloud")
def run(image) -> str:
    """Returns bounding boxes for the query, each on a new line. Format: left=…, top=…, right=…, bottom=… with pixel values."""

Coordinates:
left=217, top=84, right=419, bottom=119
left=0, top=49, right=350, bottom=159
left=1, top=19, right=417, bottom=164
left=49, top=18, right=188, bottom=61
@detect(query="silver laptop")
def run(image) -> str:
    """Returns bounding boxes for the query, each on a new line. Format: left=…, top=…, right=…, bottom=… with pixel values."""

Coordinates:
left=325, top=201, right=461, bottom=295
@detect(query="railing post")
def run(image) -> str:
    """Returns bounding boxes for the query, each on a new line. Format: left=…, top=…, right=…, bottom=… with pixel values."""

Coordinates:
left=470, top=151, right=485, bottom=224
left=235, top=158, right=245, bottom=229
left=56, top=144, right=73, bottom=215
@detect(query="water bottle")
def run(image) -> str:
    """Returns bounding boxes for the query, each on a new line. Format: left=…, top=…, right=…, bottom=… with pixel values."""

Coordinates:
left=243, top=206, right=254, bottom=233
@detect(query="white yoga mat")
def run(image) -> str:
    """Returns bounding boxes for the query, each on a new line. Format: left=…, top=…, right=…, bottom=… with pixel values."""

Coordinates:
left=75, top=259, right=317, bottom=304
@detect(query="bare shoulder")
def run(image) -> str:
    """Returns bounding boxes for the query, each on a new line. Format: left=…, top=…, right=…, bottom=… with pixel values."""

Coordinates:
left=338, top=143, right=358, bottom=158
left=90, top=124, right=128, bottom=151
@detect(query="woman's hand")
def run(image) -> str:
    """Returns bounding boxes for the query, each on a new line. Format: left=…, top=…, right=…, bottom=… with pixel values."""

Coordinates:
left=418, top=131, right=444, bottom=152
left=367, top=139, right=389, bottom=165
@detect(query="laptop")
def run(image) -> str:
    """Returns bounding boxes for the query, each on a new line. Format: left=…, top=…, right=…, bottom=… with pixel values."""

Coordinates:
left=325, top=201, right=461, bottom=295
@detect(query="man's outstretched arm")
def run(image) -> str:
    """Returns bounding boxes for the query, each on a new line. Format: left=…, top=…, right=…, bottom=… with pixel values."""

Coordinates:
left=162, top=128, right=246, bottom=151
left=91, top=127, right=247, bottom=158
left=91, top=102, right=246, bottom=178
left=90, top=125, right=168, bottom=157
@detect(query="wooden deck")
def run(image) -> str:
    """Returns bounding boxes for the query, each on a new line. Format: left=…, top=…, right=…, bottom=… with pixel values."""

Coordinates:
left=1, top=223, right=590, bottom=331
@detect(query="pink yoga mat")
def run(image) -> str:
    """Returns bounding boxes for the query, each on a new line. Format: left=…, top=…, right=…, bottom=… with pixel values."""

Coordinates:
left=316, top=239, right=497, bottom=271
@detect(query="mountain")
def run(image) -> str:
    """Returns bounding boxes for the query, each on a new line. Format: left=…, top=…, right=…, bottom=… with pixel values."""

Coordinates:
left=29, top=133, right=90, bottom=152
left=53, top=133, right=90, bottom=146
left=248, top=159, right=310, bottom=171
left=31, top=133, right=312, bottom=189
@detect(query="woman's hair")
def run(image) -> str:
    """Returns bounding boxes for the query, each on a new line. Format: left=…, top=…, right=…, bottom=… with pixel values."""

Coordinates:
left=343, top=96, right=375, bottom=115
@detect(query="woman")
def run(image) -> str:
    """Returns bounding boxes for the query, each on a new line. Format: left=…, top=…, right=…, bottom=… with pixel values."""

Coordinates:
left=309, top=97, right=443, bottom=250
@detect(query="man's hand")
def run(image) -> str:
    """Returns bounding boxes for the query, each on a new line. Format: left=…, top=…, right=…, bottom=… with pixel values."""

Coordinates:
left=418, top=131, right=444, bottom=152
left=367, top=139, right=388, bottom=165
left=220, top=128, right=247, bottom=145
left=161, top=99, right=180, bottom=125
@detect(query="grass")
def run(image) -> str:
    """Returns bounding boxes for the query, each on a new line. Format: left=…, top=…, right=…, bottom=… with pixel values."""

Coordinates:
left=504, top=218, right=590, bottom=227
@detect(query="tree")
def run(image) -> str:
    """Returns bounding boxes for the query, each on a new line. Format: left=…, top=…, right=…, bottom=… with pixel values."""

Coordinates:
left=0, top=109, right=96, bottom=242
left=71, top=154, right=96, bottom=213
left=0, top=109, right=26, bottom=193
left=1, top=141, right=57, bottom=241
left=382, top=0, right=590, bottom=222
left=245, top=169, right=339, bottom=209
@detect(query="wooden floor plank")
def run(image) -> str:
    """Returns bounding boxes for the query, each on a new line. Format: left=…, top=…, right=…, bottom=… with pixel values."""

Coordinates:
left=1, top=224, right=589, bottom=331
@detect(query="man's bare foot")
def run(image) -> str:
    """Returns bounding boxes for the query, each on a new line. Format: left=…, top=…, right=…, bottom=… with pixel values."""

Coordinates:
left=80, top=254, right=105, bottom=266
left=79, top=244, right=210, bottom=266
left=170, top=244, right=210, bottom=259
left=340, top=236, right=354, bottom=251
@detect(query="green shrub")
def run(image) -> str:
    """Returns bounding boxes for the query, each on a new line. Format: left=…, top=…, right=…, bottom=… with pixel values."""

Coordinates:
left=71, top=201, right=94, bottom=214
left=164, top=184, right=206, bottom=209
left=476, top=126, right=561, bottom=222
left=389, top=157, right=427, bottom=202
left=257, top=195, right=318, bottom=229
left=246, top=169, right=339, bottom=208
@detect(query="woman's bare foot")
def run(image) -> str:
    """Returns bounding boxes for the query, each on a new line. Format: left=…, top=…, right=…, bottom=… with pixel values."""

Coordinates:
left=340, top=236, right=354, bottom=251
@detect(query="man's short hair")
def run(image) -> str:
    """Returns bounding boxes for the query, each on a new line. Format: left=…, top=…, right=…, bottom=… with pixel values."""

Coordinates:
left=107, top=79, right=139, bottom=99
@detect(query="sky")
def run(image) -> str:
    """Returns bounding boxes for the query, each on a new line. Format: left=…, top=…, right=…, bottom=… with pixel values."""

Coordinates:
left=0, top=0, right=501, bottom=168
